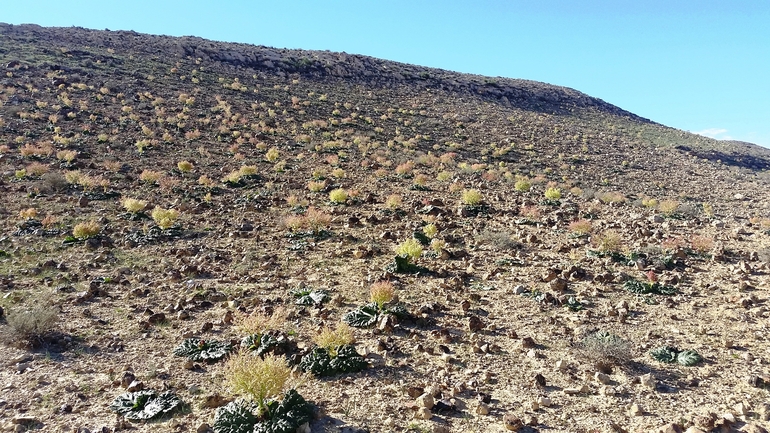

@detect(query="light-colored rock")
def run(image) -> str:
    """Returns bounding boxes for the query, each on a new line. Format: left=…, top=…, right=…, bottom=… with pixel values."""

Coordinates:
left=414, top=407, right=432, bottom=420
left=594, top=372, right=611, bottom=384
left=734, top=402, right=748, bottom=416
left=476, top=402, right=490, bottom=415
left=629, top=403, right=643, bottom=416
left=640, top=373, right=656, bottom=389
left=416, top=393, right=434, bottom=410
left=537, top=396, right=552, bottom=407
left=564, top=384, right=588, bottom=395
left=555, top=360, right=567, bottom=371
left=503, top=413, right=523, bottom=431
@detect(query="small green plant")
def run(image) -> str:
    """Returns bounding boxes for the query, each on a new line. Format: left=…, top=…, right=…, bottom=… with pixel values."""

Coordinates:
left=173, top=338, right=232, bottom=362
left=568, top=219, right=592, bottom=236
left=328, top=188, right=348, bottom=204
left=299, top=344, right=368, bottom=377
left=514, top=179, right=531, bottom=192
left=461, top=189, right=483, bottom=206
left=72, top=220, right=101, bottom=239
left=343, top=301, right=409, bottom=328
left=395, top=238, right=423, bottom=262
left=544, top=187, right=561, bottom=201
left=109, top=390, right=184, bottom=421
left=220, top=353, right=312, bottom=432
left=122, top=198, right=148, bottom=213
left=650, top=346, right=702, bottom=366
left=151, top=207, right=179, bottom=230
left=370, top=281, right=395, bottom=308
left=624, top=272, right=676, bottom=296
left=213, top=390, right=312, bottom=433
left=177, top=160, right=194, bottom=172
left=265, top=147, right=280, bottom=162
left=291, top=288, right=331, bottom=307
left=423, top=223, right=438, bottom=239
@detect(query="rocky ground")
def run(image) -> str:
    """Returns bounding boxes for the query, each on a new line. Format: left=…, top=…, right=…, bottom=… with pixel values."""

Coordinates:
left=0, top=24, right=769, bottom=433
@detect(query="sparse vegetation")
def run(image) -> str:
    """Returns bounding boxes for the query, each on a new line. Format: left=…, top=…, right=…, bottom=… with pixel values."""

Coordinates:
left=0, top=24, right=768, bottom=433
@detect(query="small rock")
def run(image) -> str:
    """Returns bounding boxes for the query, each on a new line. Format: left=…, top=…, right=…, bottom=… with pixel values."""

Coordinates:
left=468, top=315, right=485, bottom=332
left=196, top=423, right=213, bottom=433
left=414, top=407, right=432, bottom=420
left=734, top=402, right=748, bottom=416
left=201, top=394, right=232, bottom=409
left=147, top=312, right=166, bottom=324
left=536, top=396, right=551, bottom=407
left=640, top=373, right=656, bottom=389
left=382, top=417, right=395, bottom=428
left=126, top=380, right=144, bottom=392
left=741, top=424, right=769, bottom=433
left=555, top=359, right=568, bottom=371
left=563, top=384, right=588, bottom=395
left=684, top=428, right=707, bottom=433
left=503, top=413, right=523, bottom=431
left=656, top=423, right=683, bottom=433
left=476, top=402, right=490, bottom=415
left=521, top=337, right=536, bottom=348
left=118, top=372, right=136, bottom=391
left=533, top=373, right=546, bottom=387
left=523, top=414, right=538, bottom=426
left=432, top=426, right=450, bottom=433
left=629, top=403, right=643, bottom=416
left=12, top=416, right=38, bottom=425
left=594, top=372, right=611, bottom=384
left=416, top=393, right=434, bottom=410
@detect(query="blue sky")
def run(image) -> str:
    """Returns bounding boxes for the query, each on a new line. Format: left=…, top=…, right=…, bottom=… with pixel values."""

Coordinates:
left=3, top=0, right=769, bottom=147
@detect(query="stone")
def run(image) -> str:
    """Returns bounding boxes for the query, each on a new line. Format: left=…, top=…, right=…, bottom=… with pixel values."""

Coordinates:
left=468, top=315, right=485, bottom=332
left=629, top=403, right=643, bottom=416
left=503, top=413, right=523, bottom=431
left=564, top=384, right=588, bottom=395
left=416, top=393, right=434, bottom=410
left=521, top=337, right=536, bottom=348
left=733, top=402, right=748, bottom=416
left=536, top=396, right=551, bottom=407
left=201, top=394, right=232, bottom=409
left=196, top=423, right=212, bottom=433
left=523, top=414, right=538, bottom=426
left=656, top=423, right=682, bottom=433
left=741, top=424, right=768, bottom=433
left=414, top=407, right=432, bottom=420
left=684, top=428, right=707, bottom=433
left=476, top=402, right=490, bottom=415
left=640, top=373, right=656, bottom=389
left=432, top=426, right=450, bottom=433
left=555, top=359, right=567, bottom=371
left=126, top=380, right=144, bottom=392
left=594, top=372, right=611, bottom=384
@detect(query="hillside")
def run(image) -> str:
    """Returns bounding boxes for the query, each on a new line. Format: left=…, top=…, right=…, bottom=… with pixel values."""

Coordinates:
left=0, top=23, right=769, bottom=433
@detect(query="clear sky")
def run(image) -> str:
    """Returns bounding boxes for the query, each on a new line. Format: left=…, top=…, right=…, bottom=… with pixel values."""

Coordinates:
left=3, top=0, right=769, bottom=147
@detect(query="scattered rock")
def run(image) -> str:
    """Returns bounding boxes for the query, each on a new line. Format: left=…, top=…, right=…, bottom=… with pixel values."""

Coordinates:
left=416, top=393, right=434, bottom=410
left=629, top=403, right=643, bottom=416
left=476, top=402, right=490, bottom=415
left=468, top=315, right=485, bottom=332
left=564, top=384, right=588, bottom=395
left=594, top=372, right=611, bottom=384
left=201, top=394, right=232, bottom=409
left=414, top=407, right=432, bottom=420
left=503, top=413, right=523, bottom=431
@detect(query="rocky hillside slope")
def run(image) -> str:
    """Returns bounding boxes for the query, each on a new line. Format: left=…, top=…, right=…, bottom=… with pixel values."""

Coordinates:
left=0, top=23, right=769, bottom=433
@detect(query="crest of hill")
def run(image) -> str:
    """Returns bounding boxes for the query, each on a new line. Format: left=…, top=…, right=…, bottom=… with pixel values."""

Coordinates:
left=1, top=22, right=644, bottom=118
